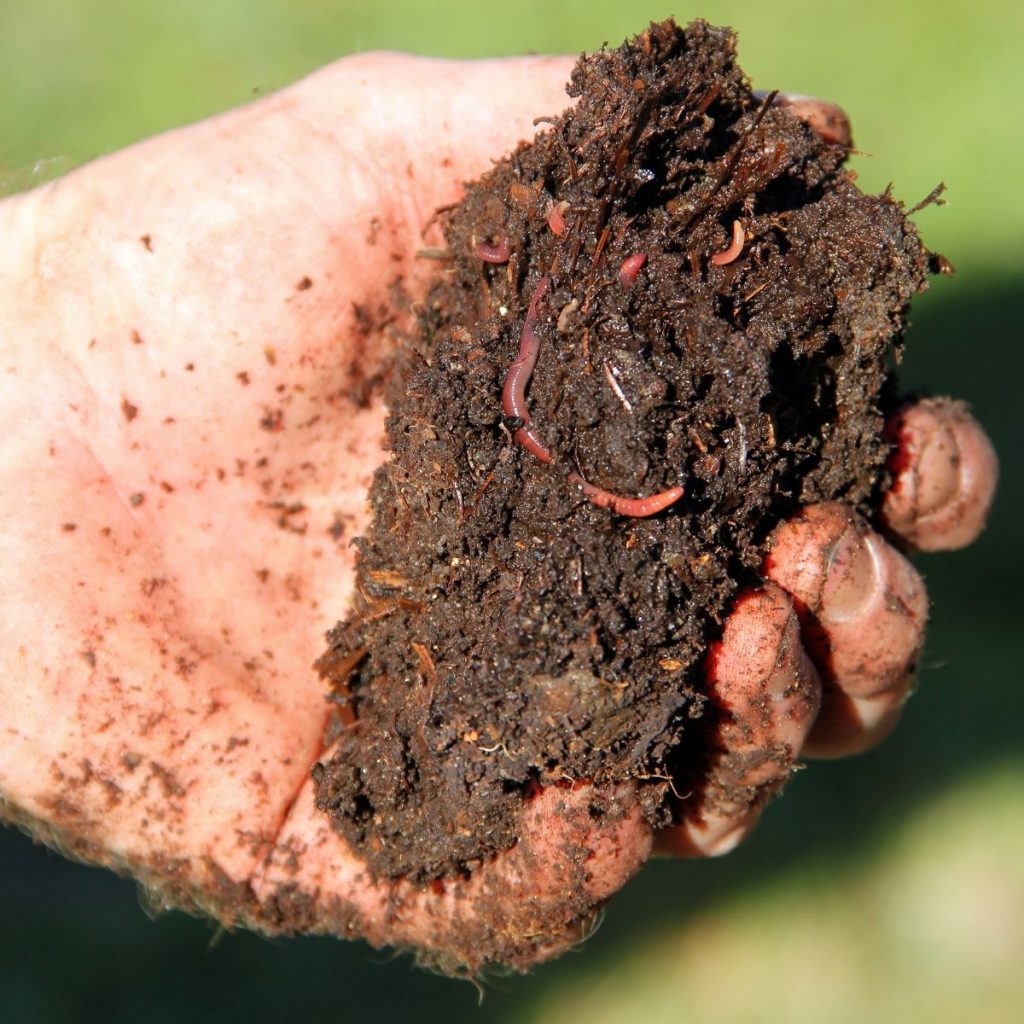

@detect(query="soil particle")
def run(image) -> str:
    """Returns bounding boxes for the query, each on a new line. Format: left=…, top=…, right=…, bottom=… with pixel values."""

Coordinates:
left=315, top=19, right=933, bottom=902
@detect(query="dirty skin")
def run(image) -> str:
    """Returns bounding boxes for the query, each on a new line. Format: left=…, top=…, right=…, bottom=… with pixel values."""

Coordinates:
left=313, top=20, right=934, bottom=898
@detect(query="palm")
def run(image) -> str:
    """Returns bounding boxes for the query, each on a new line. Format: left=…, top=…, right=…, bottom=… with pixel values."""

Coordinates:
left=0, top=53, right=574, bottom=894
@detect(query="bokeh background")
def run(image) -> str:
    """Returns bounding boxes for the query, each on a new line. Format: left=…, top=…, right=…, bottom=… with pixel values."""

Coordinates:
left=1, top=1, right=1020, bottom=1021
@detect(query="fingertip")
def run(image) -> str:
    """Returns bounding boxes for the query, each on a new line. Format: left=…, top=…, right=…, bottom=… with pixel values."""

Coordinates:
left=882, top=398, right=998, bottom=551
left=767, top=506, right=927, bottom=699
left=766, top=504, right=928, bottom=758
left=709, top=582, right=793, bottom=687
left=710, top=581, right=821, bottom=745
left=661, top=582, right=820, bottom=860
left=770, top=93, right=853, bottom=147
left=801, top=679, right=909, bottom=759
left=655, top=809, right=761, bottom=858
left=764, top=502, right=856, bottom=610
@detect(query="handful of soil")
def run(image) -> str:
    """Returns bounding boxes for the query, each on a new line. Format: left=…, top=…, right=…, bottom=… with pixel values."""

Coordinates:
left=314, top=20, right=935, bottom=884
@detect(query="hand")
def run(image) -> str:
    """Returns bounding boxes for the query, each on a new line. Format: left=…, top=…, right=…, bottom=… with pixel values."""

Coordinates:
left=0, top=54, right=997, bottom=971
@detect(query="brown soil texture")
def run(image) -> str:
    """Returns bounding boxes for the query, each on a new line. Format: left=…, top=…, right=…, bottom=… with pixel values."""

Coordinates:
left=314, top=21, right=934, bottom=885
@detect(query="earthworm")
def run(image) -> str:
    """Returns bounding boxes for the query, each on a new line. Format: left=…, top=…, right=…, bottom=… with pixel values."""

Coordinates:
left=618, top=253, right=647, bottom=287
left=502, top=275, right=552, bottom=463
left=547, top=201, right=568, bottom=237
left=475, top=238, right=512, bottom=264
left=568, top=472, right=684, bottom=517
left=710, top=220, right=745, bottom=266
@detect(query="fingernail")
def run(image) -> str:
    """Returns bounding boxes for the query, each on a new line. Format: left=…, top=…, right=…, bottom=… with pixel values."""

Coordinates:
left=914, top=419, right=960, bottom=517
left=820, top=527, right=879, bottom=623
left=703, top=814, right=759, bottom=857
left=883, top=398, right=998, bottom=551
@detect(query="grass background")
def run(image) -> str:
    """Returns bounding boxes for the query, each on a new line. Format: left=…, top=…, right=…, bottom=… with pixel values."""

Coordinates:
left=1, top=2, right=1021, bottom=1021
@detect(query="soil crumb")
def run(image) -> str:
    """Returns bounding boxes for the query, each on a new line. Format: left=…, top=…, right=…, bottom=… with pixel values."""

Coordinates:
left=314, top=19, right=932, bottom=908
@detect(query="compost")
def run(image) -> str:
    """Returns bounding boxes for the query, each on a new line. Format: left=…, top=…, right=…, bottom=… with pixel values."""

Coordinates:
left=313, top=19, right=934, bottom=885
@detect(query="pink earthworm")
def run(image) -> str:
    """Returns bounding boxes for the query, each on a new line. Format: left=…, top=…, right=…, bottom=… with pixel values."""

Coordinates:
left=710, top=220, right=745, bottom=266
left=618, top=253, right=647, bottom=287
left=547, top=201, right=568, bottom=237
left=475, top=238, right=512, bottom=264
left=567, top=472, right=684, bottom=518
left=501, top=275, right=552, bottom=463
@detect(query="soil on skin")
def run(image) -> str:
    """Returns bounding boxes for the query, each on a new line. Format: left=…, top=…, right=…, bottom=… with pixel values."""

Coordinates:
left=314, top=21, right=934, bottom=892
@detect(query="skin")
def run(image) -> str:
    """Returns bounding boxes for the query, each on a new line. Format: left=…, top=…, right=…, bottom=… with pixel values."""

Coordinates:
left=0, top=54, right=998, bottom=970
left=658, top=583, right=821, bottom=857
left=881, top=398, right=998, bottom=552
left=755, top=91, right=854, bottom=148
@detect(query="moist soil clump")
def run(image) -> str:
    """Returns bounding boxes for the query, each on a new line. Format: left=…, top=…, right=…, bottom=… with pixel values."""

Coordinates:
left=314, top=21, right=934, bottom=884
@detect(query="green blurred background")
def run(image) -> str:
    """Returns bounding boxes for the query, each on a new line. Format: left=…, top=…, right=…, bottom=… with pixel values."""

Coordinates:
left=1, top=2, right=1020, bottom=1021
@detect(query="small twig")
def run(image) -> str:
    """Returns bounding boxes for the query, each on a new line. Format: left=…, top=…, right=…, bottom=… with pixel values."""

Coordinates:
left=908, top=182, right=947, bottom=215
left=603, top=361, right=633, bottom=413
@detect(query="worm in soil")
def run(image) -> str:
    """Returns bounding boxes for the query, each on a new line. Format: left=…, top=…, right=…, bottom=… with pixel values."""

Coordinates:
left=547, top=201, right=568, bottom=237
left=476, top=238, right=512, bottom=263
left=568, top=472, right=685, bottom=517
left=710, top=220, right=745, bottom=266
left=502, top=274, right=553, bottom=463
left=618, top=253, right=648, bottom=287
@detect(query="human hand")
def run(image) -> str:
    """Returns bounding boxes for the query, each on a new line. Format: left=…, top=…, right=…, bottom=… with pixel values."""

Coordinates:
left=0, top=54, right=997, bottom=971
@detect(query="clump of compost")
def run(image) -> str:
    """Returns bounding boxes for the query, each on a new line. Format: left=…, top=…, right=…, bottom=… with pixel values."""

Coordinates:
left=314, top=20, right=934, bottom=882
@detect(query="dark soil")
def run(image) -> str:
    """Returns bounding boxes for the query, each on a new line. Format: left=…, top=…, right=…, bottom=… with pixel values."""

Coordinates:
left=314, top=21, right=933, bottom=886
